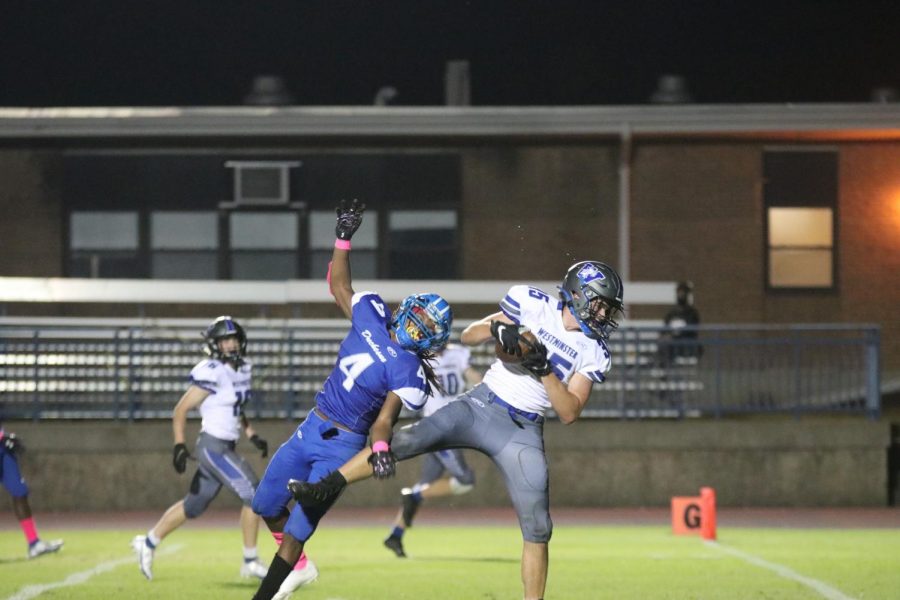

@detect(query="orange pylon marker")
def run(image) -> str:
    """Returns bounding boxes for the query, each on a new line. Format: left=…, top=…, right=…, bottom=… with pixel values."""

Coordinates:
left=700, top=487, right=717, bottom=541
left=670, top=495, right=703, bottom=536
left=671, top=487, right=717, bottom=539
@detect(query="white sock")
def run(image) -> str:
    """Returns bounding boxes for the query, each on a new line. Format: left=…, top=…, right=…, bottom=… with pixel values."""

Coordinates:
left=243, top=546, right=258, bottom=562
left=146, top=530, right=161, bottom=548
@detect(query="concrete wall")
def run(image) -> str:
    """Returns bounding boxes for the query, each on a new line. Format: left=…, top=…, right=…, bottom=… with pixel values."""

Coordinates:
left=5, top=417, right=890, bottom=513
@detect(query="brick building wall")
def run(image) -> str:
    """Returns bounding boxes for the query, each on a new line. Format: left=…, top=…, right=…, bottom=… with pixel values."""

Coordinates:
left=1, top=141, right=897, bottom=372
left=0, top=150, right=63, bottom=277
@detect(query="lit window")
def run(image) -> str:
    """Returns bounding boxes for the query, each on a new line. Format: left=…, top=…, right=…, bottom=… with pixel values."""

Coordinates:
left=768, top=208, right=833, bottom=287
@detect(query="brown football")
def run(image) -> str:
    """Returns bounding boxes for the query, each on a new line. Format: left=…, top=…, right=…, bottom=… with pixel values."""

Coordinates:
left=495, top=328, right=537, bottom=363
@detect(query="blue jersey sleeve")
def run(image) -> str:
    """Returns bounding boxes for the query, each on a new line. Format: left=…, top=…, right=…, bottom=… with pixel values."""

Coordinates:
left=351, top=291, right=392, bottom=333
left=387, top=352, right=430, bottom=411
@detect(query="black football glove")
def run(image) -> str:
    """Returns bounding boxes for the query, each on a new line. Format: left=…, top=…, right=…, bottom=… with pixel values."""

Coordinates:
left=335, top=199, right=366, bottom=241
left=490, top=320, right=524, bottom=357
left=521, top=341, right=553, bottom=377
left=249, top=434, right=268, bottom=458
left=172, top=443, right=190, bottom=474
left=367, top=449, right=397, bottom=480
left=2, top=433, right=23, bottom=455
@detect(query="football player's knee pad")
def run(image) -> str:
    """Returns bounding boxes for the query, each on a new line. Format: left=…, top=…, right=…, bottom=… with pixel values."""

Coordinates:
left=521, top=511, right=553, bottom=543
left=183, top=472, right=216, bottom=519
left=448, top=476, right=474, bottom=496
left=183, top=491, right=213, bottom=519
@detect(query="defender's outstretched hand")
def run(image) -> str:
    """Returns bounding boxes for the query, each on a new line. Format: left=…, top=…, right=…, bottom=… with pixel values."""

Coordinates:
left=367, top=449, right=397, bottom=479
left=335, top=199, right=366, bottom=241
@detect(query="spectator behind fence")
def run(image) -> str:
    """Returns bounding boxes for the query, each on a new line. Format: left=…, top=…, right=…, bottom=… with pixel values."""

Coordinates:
left=660, top=281, right=702, bottom=366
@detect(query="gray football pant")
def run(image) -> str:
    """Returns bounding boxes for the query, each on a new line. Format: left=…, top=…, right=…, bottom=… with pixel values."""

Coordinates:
left=183, top=432, right=260, bottom=518
left=392, top=383, right=552, bottom=543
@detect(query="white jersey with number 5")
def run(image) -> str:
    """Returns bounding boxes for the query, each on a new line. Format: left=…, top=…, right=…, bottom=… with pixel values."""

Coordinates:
left=424, top=344, right=472, bottom=417
left=188, top=359, right=253, bottom=441
left=481, top=285, right=611, bottom=416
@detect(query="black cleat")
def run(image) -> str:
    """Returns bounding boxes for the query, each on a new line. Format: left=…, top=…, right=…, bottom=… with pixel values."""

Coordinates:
left=288, top=471, right=347, bottom=509
left=401, top=493, right=422, bottom=528
left=383, top=535, right=407, bottom=558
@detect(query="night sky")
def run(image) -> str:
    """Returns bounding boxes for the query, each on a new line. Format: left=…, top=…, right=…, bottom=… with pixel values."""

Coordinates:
left=2, top=1, right=899, bottom=107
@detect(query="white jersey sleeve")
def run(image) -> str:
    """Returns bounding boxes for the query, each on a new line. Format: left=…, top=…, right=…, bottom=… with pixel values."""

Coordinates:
left=481, top=285, right=612, bottom=416
left=188, top=359, right=253, bottom=441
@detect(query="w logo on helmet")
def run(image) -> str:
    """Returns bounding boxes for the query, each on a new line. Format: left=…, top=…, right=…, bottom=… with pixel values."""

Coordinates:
left=577, top=263, right=605, bottom=283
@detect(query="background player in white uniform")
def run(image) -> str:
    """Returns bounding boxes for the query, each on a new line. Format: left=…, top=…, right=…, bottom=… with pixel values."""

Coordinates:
left=293, top=260, right=624, bottom=600
left=382, top=343, right=483, bottom=557
left=131, top=317, right=288, bottom=582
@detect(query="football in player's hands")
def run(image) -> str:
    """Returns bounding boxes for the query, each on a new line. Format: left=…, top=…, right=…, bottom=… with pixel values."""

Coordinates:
left=494, top=326, right=538, bottom=364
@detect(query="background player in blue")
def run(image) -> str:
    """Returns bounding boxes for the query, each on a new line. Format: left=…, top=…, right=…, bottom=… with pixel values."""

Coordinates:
left=250, top=199, right=454, bottom=600
left=292, top=260, right=624, bottom=600
left=131, top=317, right=279, bottom=582
left=382, top=342, right=483, bottom=558
left=0, top=423, right=63, bottom=559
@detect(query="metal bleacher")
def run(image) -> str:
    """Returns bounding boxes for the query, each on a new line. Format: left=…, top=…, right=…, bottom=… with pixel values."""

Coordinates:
left=0, top=318, right=881, bottom=420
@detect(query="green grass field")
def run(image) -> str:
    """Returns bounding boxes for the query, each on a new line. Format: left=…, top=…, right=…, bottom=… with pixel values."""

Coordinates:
left=2, top=525, right=899, bottom=599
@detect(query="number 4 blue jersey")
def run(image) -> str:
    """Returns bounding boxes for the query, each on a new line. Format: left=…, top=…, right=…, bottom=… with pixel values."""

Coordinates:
left=316, top=291, right=431, bottom=434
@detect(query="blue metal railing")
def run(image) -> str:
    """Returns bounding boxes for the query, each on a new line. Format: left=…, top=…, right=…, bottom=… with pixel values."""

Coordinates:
left=0, top=320, right=881, bottom=420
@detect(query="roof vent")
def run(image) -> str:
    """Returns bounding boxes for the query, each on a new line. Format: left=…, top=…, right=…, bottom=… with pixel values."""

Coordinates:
left=650, top=74, right=693, bottom=104
left=244, top=75, right=295, bottom=106
left=871, top=87, right=899, bottom=103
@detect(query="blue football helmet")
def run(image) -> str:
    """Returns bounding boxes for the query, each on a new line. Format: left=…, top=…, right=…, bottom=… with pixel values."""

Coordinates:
left=203, top=316, right=248, bottom=363
left=391, top=293, right=453, bottom=353
left=558, top=261, right=624, bottom=340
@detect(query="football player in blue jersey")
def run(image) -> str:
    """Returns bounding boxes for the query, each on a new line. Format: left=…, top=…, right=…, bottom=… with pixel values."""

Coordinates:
left=1, top=423, right=64, bottom=559
left=250, top=200, right=454, bottom=600
left=292, top=259, right=624, bottom=600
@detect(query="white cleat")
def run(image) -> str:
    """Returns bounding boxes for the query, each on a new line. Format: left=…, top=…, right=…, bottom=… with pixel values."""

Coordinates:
left=272, top=558, right=318, bottom=599
left=28, top=538, right=64, bottom=559
left=240, top=557, right=269, bottom=579
left=131, top=535, right=154, bottom=580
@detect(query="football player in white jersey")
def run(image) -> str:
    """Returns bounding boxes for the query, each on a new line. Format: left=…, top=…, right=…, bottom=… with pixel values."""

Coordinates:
left=292, top=260, right=624, bottom=600
left=130, top=317, right=311, bottom=584
left=382, top=343, right=483, bottom=558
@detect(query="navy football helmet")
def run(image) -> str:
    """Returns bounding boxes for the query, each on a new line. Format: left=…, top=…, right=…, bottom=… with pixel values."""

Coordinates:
left=391, top=293, right=453, bottom=353
left=203, top=316, right=247, bottom=363
left=558, top=261, right=624, bottom=340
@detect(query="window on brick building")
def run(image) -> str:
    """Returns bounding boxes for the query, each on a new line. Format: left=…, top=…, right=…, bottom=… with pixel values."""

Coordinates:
left=150, top=211, right=218, bottom=279
left=69, top=211, right=141, bottom=278
left=764, top=149, right=838, bottom=290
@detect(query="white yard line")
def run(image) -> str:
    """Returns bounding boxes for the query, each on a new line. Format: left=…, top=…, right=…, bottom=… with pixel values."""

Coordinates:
left=708, top=541, right=857, bottom=600
left=6, top=543, right=184, bottom=600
